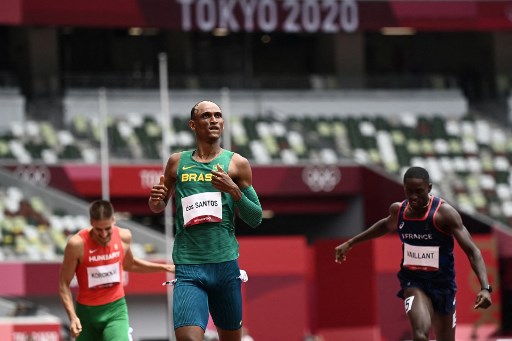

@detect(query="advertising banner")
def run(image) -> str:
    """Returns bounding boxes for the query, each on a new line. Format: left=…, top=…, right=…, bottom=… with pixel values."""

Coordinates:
left=3, top=1, right=512, bottom=32
left=0, top=316, right=61, bottom=341
left=7, top=164, right=362, bottom=197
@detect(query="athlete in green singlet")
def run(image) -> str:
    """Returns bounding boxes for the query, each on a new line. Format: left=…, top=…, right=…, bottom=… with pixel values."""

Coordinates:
left=149, top=100, right=262, bottom=341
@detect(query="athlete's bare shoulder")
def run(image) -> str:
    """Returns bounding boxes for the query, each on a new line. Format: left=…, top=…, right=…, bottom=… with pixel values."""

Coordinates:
left=229, top=152, right=252, bottom=187
left=438, top=199, right=458, bottom=214
left=164, top=152, right=183, bottom=181
left=232, top=152, right=250, bottom=167
left=166, top=152, right=182, bottom=168
left=67, top=231, right=84, bottom=247
left=117, top=226, right=133, bottom=244
left=389, top=201, right=402, bottom=215
left=168, top=151, right=182, bottom=163
left=435, top=199, right=463, bottom=232
left=230, top=153, right=251, bottom=173
left=64, top=231, right=85, bottom=260
left=385, top=201, right=403, bottom=230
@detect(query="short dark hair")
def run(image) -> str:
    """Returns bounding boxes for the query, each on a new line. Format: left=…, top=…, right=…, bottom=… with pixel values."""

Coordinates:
left=190, top=100, right=221, bottom=119
left=403, top=166, right=430, bottom=183
left=89, top=200, right=114, bottom=220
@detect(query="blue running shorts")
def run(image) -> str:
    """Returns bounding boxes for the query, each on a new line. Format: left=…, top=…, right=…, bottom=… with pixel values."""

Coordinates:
left=397, top=273, right=457, bottom=314
left=173, top=259, right=243, bottom=331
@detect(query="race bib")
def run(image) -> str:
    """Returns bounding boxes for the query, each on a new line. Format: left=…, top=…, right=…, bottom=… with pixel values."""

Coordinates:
left=181, top=192, right=222, bottom=227
left=403, top=244, right=440, bottom=271
left=87, top=262, right=121, bottom=288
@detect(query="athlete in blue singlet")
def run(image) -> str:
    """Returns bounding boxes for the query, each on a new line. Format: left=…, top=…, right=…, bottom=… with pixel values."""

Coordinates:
left=334, top=166, right=492, bottom=341
left=396, top=195, right=457, bottom=313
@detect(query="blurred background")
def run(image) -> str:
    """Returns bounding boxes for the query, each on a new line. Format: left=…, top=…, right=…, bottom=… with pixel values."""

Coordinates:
left=0, top=0, right=512, bottom=340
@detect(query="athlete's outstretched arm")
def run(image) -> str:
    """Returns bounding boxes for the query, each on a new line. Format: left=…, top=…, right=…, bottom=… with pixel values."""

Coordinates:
left=120, top=229, right=175, bottom=273
left=335, top=202, right=399, bottom=263
left=124, top=254, right=176, bottom=273
left=439, top=204, right=492, bottom=309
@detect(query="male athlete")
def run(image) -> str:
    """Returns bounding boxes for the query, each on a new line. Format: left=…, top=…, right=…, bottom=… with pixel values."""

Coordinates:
left=149, top=100, right=262, bottom=341
left=59, top=200, right=175, bottom=340
left=335, top=166, right=492, bottom=341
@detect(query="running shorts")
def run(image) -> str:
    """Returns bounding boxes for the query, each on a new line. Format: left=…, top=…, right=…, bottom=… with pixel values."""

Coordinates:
left=76, top=297, right=131, bottom=341
left=397, top=273, right=457, bottom=314
left=173, top=259, right=243, bottom=331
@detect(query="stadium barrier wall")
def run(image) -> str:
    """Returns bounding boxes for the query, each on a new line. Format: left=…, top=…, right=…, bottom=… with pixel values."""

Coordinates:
left=312, top=235, right=500, bottom=341
left=0, top=235, right=499, bottom=341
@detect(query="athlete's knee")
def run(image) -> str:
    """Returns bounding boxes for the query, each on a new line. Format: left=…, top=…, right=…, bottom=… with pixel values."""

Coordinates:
left=411, top=330, right=430, bottom=341
left=217, top=326, right=242, bottom=341
left=175, top=326, right=205, bottom=341
left=176, top=336, right=204, bottom=341
left=175, top=335, right=204, bottom=341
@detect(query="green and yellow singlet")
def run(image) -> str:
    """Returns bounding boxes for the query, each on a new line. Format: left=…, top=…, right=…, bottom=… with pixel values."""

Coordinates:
left=173, top=149, right=239, bottom=264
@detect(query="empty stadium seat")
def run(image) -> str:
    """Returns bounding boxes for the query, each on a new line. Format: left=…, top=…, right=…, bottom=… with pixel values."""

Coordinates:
left=2, top=111, right=512, bottom=226
left=0, top=185, right=150, bottom=261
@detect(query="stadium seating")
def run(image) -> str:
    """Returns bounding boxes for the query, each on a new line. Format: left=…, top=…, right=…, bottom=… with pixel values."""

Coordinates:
left=0, top=185, right=152, bottom=261
left=1, top=109, right=512, bottom=226
left=0, top=186, right=74, bottom=260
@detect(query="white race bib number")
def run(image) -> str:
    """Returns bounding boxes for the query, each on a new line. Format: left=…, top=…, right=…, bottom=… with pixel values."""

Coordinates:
left=181, top=192, right=222, bottom=227
left=403, top=244, right=439, bottom=271
left=87, top=262, right=121, bottom=288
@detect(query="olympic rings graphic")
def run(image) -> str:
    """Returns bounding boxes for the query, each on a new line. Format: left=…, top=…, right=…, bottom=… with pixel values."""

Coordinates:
left=301, top=165, right=341, bottom=192
left=14, top=165, right=51, bottom=187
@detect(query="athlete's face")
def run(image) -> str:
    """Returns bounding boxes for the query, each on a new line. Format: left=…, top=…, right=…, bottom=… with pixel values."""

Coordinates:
left=90, top=218, right=115, bottom=246
left=403, top=177, right=432, bottom=210
left=190, top=101, right=224, bottom=141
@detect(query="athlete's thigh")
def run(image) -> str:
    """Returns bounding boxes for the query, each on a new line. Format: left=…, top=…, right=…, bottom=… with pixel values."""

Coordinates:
left=76, top=329, right=102, bottom=341
left=432, top=310, right=456, bottom=341
left=427, top=284, right=456, bottom=341
left=208, top=261, right=243, bottom=331
left=75, top=304, right=102, bottom=341
left=103, top=300, right=130, bottom=341
left=403, top=287, right=434, bottom=340
left=173, top=265, right=210, bottom=330
left=75, top=325, right=102, bottom=341
left=102, top=318, right=130, bottom=341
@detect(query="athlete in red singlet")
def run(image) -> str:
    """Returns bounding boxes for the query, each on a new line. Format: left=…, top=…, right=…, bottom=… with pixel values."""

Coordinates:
left=75, top=226, right=126, bottom=306
left=59, top=200, right=175, bottom=341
